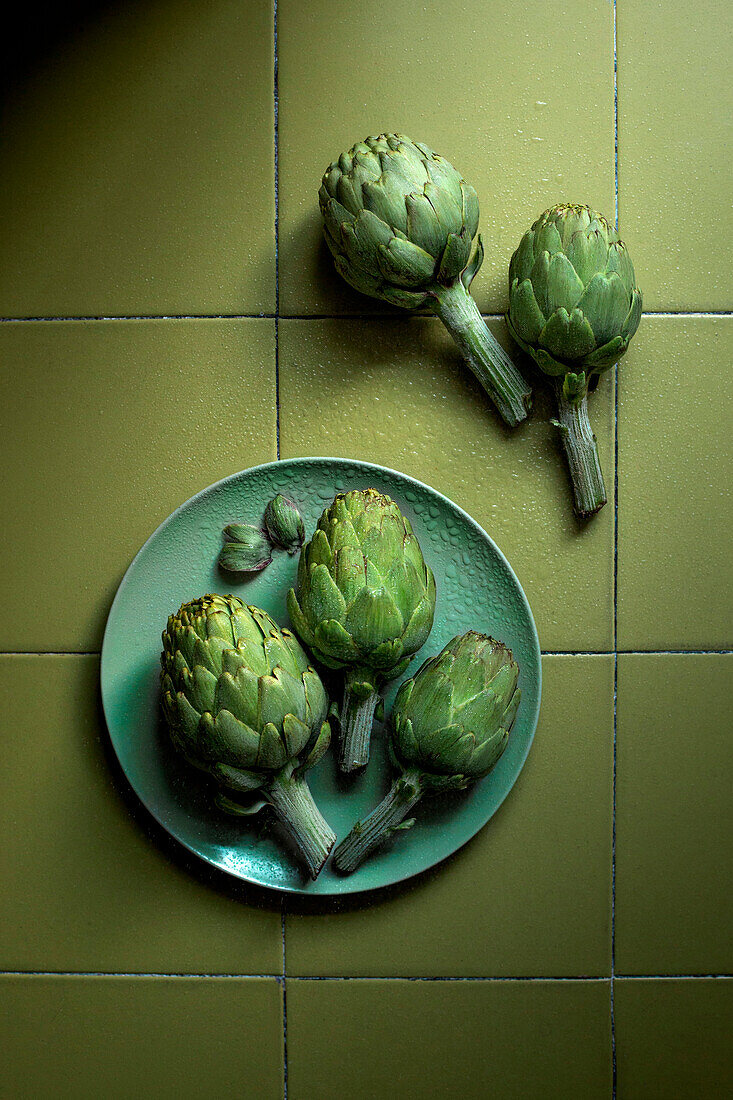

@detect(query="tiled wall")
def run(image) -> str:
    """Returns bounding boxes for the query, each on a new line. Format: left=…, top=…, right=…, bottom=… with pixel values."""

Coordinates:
left=1, top=1, right=731, bottom=1097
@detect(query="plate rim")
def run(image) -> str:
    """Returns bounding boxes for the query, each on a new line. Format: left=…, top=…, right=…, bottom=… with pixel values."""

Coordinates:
left=101, top=456, right=542, bottom=895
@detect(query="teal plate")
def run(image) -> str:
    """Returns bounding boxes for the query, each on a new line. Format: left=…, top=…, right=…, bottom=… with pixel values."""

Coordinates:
left=101, top=458, right=541, bottom=895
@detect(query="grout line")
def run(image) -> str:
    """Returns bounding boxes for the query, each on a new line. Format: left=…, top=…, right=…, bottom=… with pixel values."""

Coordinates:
left=1, top=971, right=729, bottom=981
left=281, top=899, right=288, bottom=1100
left=612, top=2, right=619, bottom=1093
left=273, top=0, right=281, bottom=463
left=1, top=310, right=731, bottom=324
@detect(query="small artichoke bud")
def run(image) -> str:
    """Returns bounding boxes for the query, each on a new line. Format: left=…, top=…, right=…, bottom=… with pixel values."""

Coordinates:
left=264, top=494, right=305, bottom=554
left=219, top=524, right=272, bottom=573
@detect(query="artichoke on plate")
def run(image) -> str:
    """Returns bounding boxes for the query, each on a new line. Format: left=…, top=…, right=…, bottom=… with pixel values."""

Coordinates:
left=287, top=488, right=436, bottom=773
left=507, top=203, right=642, bottom=517
left=333, top=632, right=520, bottom=874
left=320, top=133, right=532, bottom=426
left=161, top=594, right=335, bottom=878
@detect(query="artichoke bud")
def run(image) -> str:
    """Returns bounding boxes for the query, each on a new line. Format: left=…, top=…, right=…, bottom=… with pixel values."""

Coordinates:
left=219, top=525, right=272, bottom=573
left=288, top=487, right=436, bottom=773
left=264, top=494, right=305, bottom=554
left=506, top=202, right=642, bottom=379
left=390, top=631, right=520, bottom=783
left=320, top=133, right=481, bottom=304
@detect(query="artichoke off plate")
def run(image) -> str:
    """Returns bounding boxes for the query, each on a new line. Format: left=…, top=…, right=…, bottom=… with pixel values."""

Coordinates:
left=101, top=458, right=540, bottom=895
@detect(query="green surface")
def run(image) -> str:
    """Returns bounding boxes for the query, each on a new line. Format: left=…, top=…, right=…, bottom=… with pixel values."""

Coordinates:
left=1, top=0, right=731, bottom=1096
left=617, top=1, right=733, bottom=311
left=617, top=317, right=733, bottom=650
left=101, top=458, right=540, bottom=894
left=285, top=655, right=613, bottom=976
left=286, top=979, right=612, bottom=1100
left=0, top=656, right=281, bottom=974
left=615, top=979, right=733, bottom=1099
left=615, top=655, right=733, bottom=975
left=0, top=975, right=283, bottom=1099
left=278, top=0, right=616, bottom=316
left=0, top=319, right=277, bottom=651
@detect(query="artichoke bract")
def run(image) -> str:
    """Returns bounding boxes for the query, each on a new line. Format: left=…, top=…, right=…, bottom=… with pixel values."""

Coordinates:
left=507, top=203, right=642, bottom=517
left=264, top=494, right=305, bottom=554
left=333, top=632, right=520, bottom=874
left=320, top=133, right=532, bottom=426
left=161, top=594, right=335, bottom=878
left=287, top=488, right=436, bottom=773
left=219, top=524, right=272, bottom=573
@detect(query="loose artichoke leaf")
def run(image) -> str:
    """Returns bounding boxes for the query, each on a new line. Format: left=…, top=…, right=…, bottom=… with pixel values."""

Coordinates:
left=460, top=181, right=480, bottom=241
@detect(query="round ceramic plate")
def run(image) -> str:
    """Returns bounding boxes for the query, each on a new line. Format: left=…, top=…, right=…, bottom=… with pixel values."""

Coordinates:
left=101, top=457, right=541, bottom=895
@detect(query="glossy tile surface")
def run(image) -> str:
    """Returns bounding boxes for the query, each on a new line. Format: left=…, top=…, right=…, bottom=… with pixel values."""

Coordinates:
left=278, top=0, right=615, bottom=316
left=0, top=975, right=283, bottom=1100
left=0, top=656, right=281, bottom=974
left=617, top=317, right=733, bottom=650
left=615, top=654, right=733, bottom=975
left=617, top=1, right=733, bottom=310
left=285, top=656, right=612, bottom=977
left=615, top=979, right=733, bottom=1099
left=0, top=319, right=276, bottom=651
left=287, top=979, right=612, bottom=1100
left=279, top=318, right=614, bottom=652
left=0, top=0, right=275, bottom=317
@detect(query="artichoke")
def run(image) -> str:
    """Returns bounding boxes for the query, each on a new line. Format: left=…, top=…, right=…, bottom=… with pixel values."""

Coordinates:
left=287, top=488, right=436, bottom=773
left=161, top=594, right=335, bottom=878
left=320, top=133, right=532, bottom=426
left=333, top=632, right=520, bottom=874
left=507, top=203, right=642, bottom=518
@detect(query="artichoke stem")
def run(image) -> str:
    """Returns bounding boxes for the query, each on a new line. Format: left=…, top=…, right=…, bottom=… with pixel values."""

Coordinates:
left=552, top=379, right=607, bottom=519
left=429, top=279, right=532, bottom=427
left=339, top=682, right=380, bottom=773
left=333, top=772, right=424, bottom=875
left=266, top=772, right=336, bottom=879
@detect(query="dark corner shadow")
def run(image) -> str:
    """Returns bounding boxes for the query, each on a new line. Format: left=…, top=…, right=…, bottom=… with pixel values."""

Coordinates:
left=95, top=685, right=283, bottom=915
left=1, top=1, right=123, bottom=101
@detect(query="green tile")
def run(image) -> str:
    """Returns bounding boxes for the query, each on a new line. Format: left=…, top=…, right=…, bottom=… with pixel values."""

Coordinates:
left=278, top=0, right=615, bottom=316
left=279, top=318, right=614, bottom=652
left=287, top=979, right=611, bottom=1100
left=615, top=979, right=733, bottom=1099
left=617, top=2, right=733, bottom=310
left=615, top=654, right=733, bottom=975
left=0, top=656, right=281, bottom=973
left=285, top=656, right=612, bottom=977
left=617, top=317, right=733, bottom=650
left=0, top=319, right=276, bottom=651
left=0, top=1, right=274, bottom=317
left=0, top=975, right=283, bottom=1100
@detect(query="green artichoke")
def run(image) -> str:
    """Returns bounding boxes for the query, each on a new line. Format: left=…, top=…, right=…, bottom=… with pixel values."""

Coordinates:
left=287, top=488, right=436, bottom=773
left=333, top=632, right=520, bottom=874
left=161, top=594, right=335, bottom=878
left=320, top=133, right=532, bottom=426
left=507, top=203, right=642, bottom=517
